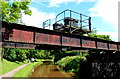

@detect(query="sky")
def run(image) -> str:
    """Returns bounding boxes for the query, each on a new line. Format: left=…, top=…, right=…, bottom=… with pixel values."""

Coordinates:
left=21, top=0, right=119, bottom=42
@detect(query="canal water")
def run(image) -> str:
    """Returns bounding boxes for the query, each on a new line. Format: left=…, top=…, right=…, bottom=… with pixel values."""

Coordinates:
left=30, top=61, right=78, bottom=78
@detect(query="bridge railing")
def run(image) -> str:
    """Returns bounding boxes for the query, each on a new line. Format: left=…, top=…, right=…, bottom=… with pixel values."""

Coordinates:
left=55, top=9, right=91, bottom=31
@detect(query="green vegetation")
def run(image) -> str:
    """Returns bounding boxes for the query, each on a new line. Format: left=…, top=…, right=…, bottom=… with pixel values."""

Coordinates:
left=88, top=33, right=112, bottom=41
left=0, top=0, right=32, bottom=23
left=56, top=52, right=88, bottom=73
left=1, top=59, right=26, bottom=75
left=13, top=61, right=43, bottom=77
left=51, top=50, right=82, bottom=63
left=35, top=59, right=53, bottom=62
left=2, top=48, right=89, bottom=76
left=2, top=48, right=53, bottom=75
left=4, top=48, right=52, bottom=62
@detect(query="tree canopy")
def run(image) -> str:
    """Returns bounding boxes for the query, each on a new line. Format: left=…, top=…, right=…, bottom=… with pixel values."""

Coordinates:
left=0, top=0, right=32, bottom=23
left=89, top=33, right=112, bottom=41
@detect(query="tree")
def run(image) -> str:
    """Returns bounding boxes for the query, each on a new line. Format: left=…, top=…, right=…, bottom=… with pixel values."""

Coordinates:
left=4, top=48, right=17, bottom=61
left=83, top=27, right=112, bottom=41
left=89, top=33, right=112, bottom=41
left=0, top=0, right=32, bottom=23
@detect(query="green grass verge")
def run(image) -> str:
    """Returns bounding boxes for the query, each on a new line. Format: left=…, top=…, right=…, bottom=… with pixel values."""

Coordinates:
left=35, top=59, right=53, bottom=62
left=1, top=59, right=26, bottom=76
left=13, top=61, right=43, bottom=77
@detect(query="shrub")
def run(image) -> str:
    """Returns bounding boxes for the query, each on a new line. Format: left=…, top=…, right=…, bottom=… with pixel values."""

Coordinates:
left=57, top=56, right=87, bottom=73
left=4, top=48, right=27, bottom=62
left=8, top=49, right=17, bottom=61
left=16, top=49, right=27, bottom=62
left=4, top=48, right=17, bottom=61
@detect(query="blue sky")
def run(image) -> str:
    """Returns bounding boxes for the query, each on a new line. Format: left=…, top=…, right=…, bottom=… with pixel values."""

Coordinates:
left=21, top=0, right=119, bottom=42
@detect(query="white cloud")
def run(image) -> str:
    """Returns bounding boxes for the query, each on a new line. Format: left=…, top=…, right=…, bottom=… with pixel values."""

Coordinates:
left=97, top=31, right=118, bottom=41
left=22, top=7, right=56, bottom=29
left=49, top=0, right=74, bottom=7
left=89, top=0, right=120, bottom=41
left=89, top=0, right=119, bottom=25
left=48, top=0, right=97, bottom=7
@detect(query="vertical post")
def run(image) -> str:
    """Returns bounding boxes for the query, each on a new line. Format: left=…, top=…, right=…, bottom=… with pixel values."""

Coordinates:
left=49, top=19, right=51, bottom=29
left=64, top=11, right=65, bottom=25
left=80, top=38, right=82, bottom=47
left=79, top=49, right=92, bottom=79
left=55, top=16, right=57, bottom=24
left=117, top=44, right=119, bottom=51
left=80, top=14, right=82, bottom=28
left=64, top=11, right=65, bottom=20
left=89, top=17, right=91, bottom=31
left=108, top=42, right=109, bottom=50
left=95, top=40, right=98, bottom=49
left=33, top=28, right=36, bottom=43
left=82, top=50, right=92, bottom=79
left=60, top=33, right=62, bottom=46
left=70, top=10, right=72, bottom=33
left=89, top=50, right=92, bottom=79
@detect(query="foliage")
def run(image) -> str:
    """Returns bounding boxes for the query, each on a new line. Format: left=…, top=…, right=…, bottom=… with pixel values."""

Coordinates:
left=57, top=55, right=87, bottom=73
left=38, top=50, right=51, bottom=59
left=15, top=49, right=28, bottom=61
left=89, top=33, right=112, bottom=41
left=0, top=0, right=32, bottom=23
left=8, top=49, right=17, bottom=61
left=4, top=48, right=27, bottom=62
left=64, top=51, right=80, bottom=56
left=3, top=48, right=52, bottom=62
left=4, top=48, right=16, bottom=61
left=53, top=50, right=66, bottom=63
left=50, top=50, right=89, bottom=64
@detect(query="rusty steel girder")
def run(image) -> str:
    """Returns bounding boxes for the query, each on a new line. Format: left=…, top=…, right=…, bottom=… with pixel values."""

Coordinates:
left=1, top=21, right=120, bottom=51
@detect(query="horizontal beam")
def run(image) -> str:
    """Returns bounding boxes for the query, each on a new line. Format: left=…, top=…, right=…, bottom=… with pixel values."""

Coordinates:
left=2, top=21, right=120, bottom=51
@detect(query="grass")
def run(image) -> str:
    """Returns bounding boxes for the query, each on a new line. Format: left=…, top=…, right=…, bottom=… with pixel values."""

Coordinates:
left=13, top=61, right=43, bottom=77
left=35, top=59, right=53, bottom=62
left=0, top=59, right=26, bottom=76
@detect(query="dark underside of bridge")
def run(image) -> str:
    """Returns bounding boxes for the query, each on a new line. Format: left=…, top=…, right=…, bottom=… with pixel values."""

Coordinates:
left=1, top=21, right=120, bottom=79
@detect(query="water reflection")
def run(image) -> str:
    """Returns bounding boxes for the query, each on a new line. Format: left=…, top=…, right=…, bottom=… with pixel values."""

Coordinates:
left=30, top=61, right=77, bottom=78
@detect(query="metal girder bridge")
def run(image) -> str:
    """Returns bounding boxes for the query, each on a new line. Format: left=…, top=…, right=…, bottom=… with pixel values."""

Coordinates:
left=1, top=21, right=120, bottom=52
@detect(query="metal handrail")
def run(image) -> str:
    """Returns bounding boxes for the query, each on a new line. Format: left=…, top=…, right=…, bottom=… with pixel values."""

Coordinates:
left=42, top=19, right=51, bottom=28
left=55, top=9, right=91, bottom=31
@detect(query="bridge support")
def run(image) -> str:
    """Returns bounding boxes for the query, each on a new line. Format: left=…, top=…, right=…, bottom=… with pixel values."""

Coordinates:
left=90, top=50, right=120, bottom=79
left=78, top=49, right=120, bottom=79
left=78, top=50, right=92, bottom=79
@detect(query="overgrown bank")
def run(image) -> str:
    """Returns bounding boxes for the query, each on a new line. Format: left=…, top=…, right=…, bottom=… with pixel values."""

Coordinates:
left=56, top=52, right=89, bottom=75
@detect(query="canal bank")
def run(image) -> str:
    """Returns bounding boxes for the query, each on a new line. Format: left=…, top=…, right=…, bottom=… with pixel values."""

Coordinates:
left=30, top=61, right=77, bottom=78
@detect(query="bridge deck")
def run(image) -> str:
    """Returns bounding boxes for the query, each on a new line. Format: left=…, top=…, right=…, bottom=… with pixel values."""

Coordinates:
left=1, top=21, right=120, bottom=51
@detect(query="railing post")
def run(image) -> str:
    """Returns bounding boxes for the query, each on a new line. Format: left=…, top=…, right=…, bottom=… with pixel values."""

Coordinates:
left=63, top=10, right=65, bottom=27
left=80, top=14, right=82, bottom=28
left=70, top=10, right=72, bottom=33
left=89, top=17, right=91, bottom=31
